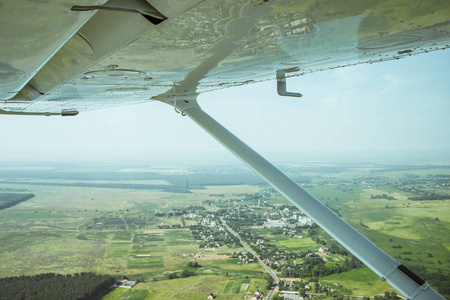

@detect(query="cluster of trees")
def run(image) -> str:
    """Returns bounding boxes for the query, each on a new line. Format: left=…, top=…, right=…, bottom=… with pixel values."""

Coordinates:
left=408, top=193, right=450, bottom=201
left=155, top=211, right=183, bottom=217
left=0, top=193, right=35, bottom=210
left=428, top=273, right=450, bottom=296
left=157, top=224, right=182, bottom=229
left=329, top=293, right=400, bottom=300
left=155, top=206, right=206, bottom=218
left=168, top=268, right=196, bottom=280
left=167, top=261, right=204, bottom=280
left=281, top=255, right=363, bottom=278
left=372, top=292, right=400, bottom=299
left=360, top=222, right=370, bottom=228
left=0, top=272, right=115, bottom=300
left=278, top=204, right=298, bottom=211
left=220, top=209, right=265, bottom=227
left=206, top=192, right=272, bottom=207
left=243, top=192, right=269, bottom=206
left=328, top=243, right=349, bottom=256
left=306, top=224, right=319, bottom=236
left=410, top=265, right=450, bottom=296
left=184, top=205, right=206, bottom=211
left=203, top=192, right=271, bottom=208
left=5, top=180, right=183, bottom=192
left=187, top=261, right=201, bottom=268
left=370, top=194, right=397, bottom=200
left=265, top=273, right=274, bottom=289
left=202, top=199, right=216, bottom=206
left=190, top=226, right=239, bottom=248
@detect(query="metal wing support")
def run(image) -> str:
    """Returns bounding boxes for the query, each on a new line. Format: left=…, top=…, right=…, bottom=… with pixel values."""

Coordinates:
left=276, top=69, right=303, bottom=98
left=163, top=96, right=445, bottom=300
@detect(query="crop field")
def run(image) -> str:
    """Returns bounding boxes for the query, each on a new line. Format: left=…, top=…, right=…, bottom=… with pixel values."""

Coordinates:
left=301, top=187, right=450, bottom=278
left=0, top=230, right=107, bottom=276
left=0, top=180, right=252, bottom=278
left=102, top=275, right=267, bottom=300
left=273, top=237, right=321, bottom=252
left=320, top=267, right=392, bottom=296
left=0, top=163, right=449, bottom=299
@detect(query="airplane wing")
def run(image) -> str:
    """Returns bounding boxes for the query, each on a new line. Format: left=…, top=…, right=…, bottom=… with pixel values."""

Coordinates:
left=2, top=2, right=449, bottom=299
left=1, top=0, right=449, bottom=115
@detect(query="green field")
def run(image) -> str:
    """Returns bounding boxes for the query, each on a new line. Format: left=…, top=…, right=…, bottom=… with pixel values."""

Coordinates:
left=102, top=275, right=267, bottom=300
left=0, top=163, right=448, bottom=299
left=320, top=267, right=396, bottom=296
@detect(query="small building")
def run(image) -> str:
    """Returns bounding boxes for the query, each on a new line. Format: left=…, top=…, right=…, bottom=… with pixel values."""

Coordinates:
left=264, top=219, right=286, bottom=228
left=115, top=279, right=137, bottom=289
left=251, top=289, right=262, bottom=300
left=280, top=290, right=304, bottom=300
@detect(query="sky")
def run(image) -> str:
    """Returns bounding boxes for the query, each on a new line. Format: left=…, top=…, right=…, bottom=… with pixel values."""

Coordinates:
left=1, top=50, right=449, bottom=166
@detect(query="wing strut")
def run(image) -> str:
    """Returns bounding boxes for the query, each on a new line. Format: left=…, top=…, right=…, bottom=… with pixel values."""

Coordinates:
left=164, top=96, right=444, bottom=300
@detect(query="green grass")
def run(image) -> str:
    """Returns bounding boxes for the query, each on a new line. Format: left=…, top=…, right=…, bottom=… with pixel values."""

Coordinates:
left=320, top=267, right=396, bottom=296
left=164, top=229, right=195, bottom=245
left=107, top=250, right=130, bottom=259
left=272, top=237, right=320, bottom=252
left=103, top=288, right=149, bottom=300
left=223, top=280, right=241, bottom=294
left=0, top=230, right=107, bottom=277
left=134, top=233, right=164, bottom=242
left=132, top=276, right=267, bottom=300
left=127, top=256, right=165, bottom=269
left=113, top=232, right=133, bottom=241
left=135, top=275, right=232, bottom=299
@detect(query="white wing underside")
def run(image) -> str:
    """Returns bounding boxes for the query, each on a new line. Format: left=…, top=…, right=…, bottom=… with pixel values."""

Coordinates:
left=1, top=0, right=449, bottom=115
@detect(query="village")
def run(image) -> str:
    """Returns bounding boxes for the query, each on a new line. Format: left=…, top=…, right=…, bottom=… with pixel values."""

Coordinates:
left=178, top=196, right=354, bottom=300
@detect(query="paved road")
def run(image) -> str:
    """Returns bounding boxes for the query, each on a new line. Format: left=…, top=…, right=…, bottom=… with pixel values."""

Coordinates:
left=220, top=217, right=279, bottom=300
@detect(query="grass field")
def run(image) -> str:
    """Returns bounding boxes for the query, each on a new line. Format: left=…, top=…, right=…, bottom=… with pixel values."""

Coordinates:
left=320, top=267, right=397, bottom=296
left=274, top=238, right=320, bottom=252
left=0, top=164, right=448, bottom=299
left=102, top=275, right=267, bottom=300
left=0, top=181, right=261, bottom=277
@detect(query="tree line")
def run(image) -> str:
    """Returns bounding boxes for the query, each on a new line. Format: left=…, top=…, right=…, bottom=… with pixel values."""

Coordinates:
left=0, top=193, right=35, bottom=210
left=0, top=272, right=115, bottom=300
left=408, top=192, right=450, bottom=201
left=280, top=254, right=363, bottom=278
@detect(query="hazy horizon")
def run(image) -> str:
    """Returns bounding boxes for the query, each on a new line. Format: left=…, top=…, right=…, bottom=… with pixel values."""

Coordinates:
left=1, top=149, right=449, bottom=169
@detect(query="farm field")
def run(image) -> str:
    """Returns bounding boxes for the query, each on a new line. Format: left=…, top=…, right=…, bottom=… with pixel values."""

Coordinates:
left=103, top=275, right=266, bottom=300
left=0, top=162, right=448, bottom=299
left=0, top=185, right=255, bottom=278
